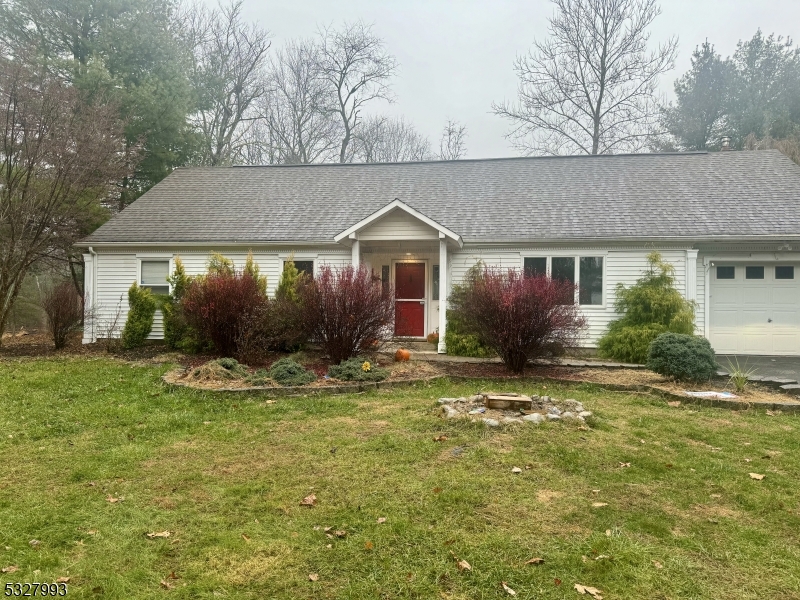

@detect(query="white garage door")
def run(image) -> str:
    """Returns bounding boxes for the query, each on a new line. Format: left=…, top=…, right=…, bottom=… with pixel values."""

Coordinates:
left=710, top=263, right=800, bottom=355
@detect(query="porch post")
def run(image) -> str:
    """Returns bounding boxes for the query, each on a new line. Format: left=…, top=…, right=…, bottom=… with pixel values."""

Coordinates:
left=438, top=236, right=447, bottom=354
left=350, top=234, right=360, bottom=268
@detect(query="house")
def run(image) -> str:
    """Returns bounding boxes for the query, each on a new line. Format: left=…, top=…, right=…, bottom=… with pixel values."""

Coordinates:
left=78, top=150, right=800, bottom=356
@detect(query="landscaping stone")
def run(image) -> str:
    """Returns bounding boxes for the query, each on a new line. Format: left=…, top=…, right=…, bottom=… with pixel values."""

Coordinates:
left=437, top=389, right=594, bottom=428
left=438, top=397, right=467, bottom=404
left=522, top=413, right=545, bottom=424
left=780, top=384, right=800, bottom=397
left=442, top=406, right=461, bottom=419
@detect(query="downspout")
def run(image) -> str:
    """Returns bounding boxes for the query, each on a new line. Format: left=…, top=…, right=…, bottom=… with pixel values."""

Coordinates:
left=88, top=246, right=97, bottom=343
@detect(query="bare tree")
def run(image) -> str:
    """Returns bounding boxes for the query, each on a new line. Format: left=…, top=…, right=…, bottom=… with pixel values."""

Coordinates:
left=257, top=40, right=340, bottom=164
left=493, top=0, right=677, bottom=155
left=351, top=115, right=432, bottom=163
left=185, top=0, right=271, bottom=165
left=0, top=49, right=129, bottom=344
left=438, top=119, right=468, bottom=159
left=317, top=21, right=399, bottom=163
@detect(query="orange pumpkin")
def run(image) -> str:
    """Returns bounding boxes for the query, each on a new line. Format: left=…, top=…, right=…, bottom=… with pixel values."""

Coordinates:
left=395, top=348, right=411, bottom=362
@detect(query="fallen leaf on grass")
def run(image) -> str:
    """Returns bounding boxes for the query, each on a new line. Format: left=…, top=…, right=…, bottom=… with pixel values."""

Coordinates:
left=594, top=554, right=610, bottom=561
left=300, top=494, right=317, bottom=507
left=554, top=578, right=562, bottom=586
left=1, top=566, right=18, bottom=574
left=29, top=539, right=40, bottom=547
left=525, top=557, right=544, bottom=565
left=55, top=577, right=70, bottom=583
left=618, top=462, right=631, bottom=468
left=146, top=531, right=171, bottom=539
left=605, top=529, right=611, bottom=537
left=591, top=502, right=608, bottom=508
left=766, top=410, right=776, bottom=416
left=710, top=494, right=721, bottom=499
left=749, top=473, right=765, bottom=480
left=433, top=435, right=448, bottom=442
left=166, top=572, right=180, bottom=580
left=667, top=401, right=681, bottom=407
left=376, top=517, right=387, bottom=524
left=241, top=533, right=250, bottom=542
left=364, top=541, right=374, bottom=550
left=308, top=573, right=319, bottom=582
left=87, top=529, right=98, bottom=535
left=574, top=583, right=604, bottom=599
left=744, top=458, right=752, bottom=463
left=450, top=551, right=471, bottom=571
left=501, top=581, right=516, bottom=595
left=652, top=560, right=663, bottom=569
left=511, top=467, right=522, bottom=474
left=334, top=530, right=347, bottom=538
left=106, top=495, right=122, bottom=503
left=433, top=487, right=443, bottom=494
left=160, top=580, right=174, bottom=590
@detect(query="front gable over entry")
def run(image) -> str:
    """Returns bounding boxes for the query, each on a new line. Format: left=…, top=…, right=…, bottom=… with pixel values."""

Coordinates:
left=334, top=199, right=463, bottom=247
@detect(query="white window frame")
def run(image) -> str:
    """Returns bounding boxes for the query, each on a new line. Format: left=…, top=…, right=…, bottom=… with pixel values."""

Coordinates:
left=136, top=254, right=173, bottom=295
left=520, top=252, right=607, bottom=309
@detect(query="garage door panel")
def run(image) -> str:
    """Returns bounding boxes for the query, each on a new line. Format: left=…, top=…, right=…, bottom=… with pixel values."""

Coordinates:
left=742, top=288, right=769, bottom=305
left=711, top=332, right=740, bottom=354
left=773, top=331, right=800, bottom=354
left=712, top=309, right=740, bottom=327
left=773, top=288, right=800, bottom=306
left=742, top=331, right=771, bottom=353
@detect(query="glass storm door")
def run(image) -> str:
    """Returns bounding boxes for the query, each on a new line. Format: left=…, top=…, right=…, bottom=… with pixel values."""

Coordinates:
left=394, top=263, right=426, bottom=337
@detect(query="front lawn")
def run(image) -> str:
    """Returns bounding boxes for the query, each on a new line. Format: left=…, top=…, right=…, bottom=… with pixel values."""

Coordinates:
left=1, top=358, right=799, bottom=599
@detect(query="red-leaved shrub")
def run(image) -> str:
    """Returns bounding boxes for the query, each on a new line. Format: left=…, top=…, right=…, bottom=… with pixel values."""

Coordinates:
left=181, top=270, right=267, bottom=358
left=449, top=268, right=586, bottom=373
left=299, top=265, right=394, bottom=364
left=41, top=281, right=84, bottom=349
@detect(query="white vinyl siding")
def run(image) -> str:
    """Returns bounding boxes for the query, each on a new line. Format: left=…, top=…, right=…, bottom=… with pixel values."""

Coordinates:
left=358, top=209, right=439, bottom=241
left=449, top=248, right=689, bottom=348
left=85, top=248, right=350, bottom=341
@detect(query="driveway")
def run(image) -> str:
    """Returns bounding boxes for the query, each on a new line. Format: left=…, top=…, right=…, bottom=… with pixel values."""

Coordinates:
left=717, top=355, right=800, bottom=384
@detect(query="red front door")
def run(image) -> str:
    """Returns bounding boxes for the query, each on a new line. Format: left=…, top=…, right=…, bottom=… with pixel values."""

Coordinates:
left=395, top=263, right=425, bottom=337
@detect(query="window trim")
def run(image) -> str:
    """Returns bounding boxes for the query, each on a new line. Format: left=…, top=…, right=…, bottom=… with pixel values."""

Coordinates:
left=520, top=253, right=607, bottom=309
left=137, top=256, right=172, bottom=296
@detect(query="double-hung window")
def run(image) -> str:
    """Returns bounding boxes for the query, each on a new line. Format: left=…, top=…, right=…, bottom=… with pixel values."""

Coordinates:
left=140, top=260, right=170, bottom=295
left=523, top=255, right=604, bottom=306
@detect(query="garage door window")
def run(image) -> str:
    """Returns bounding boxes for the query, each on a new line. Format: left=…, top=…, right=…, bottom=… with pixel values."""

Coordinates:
left=745, top=266, right=764, bottom=279
left=776, top=266, right=795, bottom=280
left=716, top=266, right=735, bottom=279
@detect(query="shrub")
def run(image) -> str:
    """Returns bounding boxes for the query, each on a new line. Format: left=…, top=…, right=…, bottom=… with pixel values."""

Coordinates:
left=724, top=356, right=757, bottom=393
left=188, top=358, right=248, bottom=382
left=298, top=265, right=394, bottom=364
left=276, top=254, right=305, bottom=303
left=268, top=357, right=317, bottom=386
left=327, top=357, right=390, bottom=382
left=598, top=252, right=696, bottom=364
left=162, top=257, right=207, bottom=353
left=448, top=267, right=585, bottom=373
left=121, top=283, right=156, bottom=349
left=272, top=256, right=309, bottom=351
left=646, top=333, right=717, bottom=382
left=41, top=281, right=83, bottom=349
left=181, top=268, right=268, bottom=358
left=444, top=264, right=494, bottom=358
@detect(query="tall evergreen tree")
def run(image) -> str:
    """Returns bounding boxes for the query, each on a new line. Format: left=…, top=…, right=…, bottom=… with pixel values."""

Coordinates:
left=662, top=42, right=729, bottom=150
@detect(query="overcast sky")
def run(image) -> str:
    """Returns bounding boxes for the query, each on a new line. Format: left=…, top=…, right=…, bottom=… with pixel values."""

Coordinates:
left=231, top=0, right=800, bottom=158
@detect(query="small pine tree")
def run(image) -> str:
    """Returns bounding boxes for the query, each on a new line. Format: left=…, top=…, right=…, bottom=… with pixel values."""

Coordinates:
left=206, top=252, right=234, bottom=276
left=244, top=250, right=267, bottom=294
left=167, top=256, right=191, bottom=301
left=276, top=254, right=302, bottom=302
left=598, top=252, right=696, bottom=364
left=121, top=282, right=156, bottom=349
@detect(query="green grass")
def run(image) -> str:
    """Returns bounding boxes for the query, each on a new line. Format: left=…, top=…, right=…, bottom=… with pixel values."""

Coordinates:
left=1, top=357, right=799, bottom=599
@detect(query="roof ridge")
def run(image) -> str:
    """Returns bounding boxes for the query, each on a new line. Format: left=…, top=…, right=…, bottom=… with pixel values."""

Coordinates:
left=210, top=151, right=710, bottom=170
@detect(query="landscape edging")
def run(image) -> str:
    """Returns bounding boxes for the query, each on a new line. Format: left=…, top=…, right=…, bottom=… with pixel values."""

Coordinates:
left=161, top=370, right=800, bottom=412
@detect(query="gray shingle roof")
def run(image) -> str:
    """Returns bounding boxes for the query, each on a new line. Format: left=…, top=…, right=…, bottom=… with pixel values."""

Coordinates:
left=83, top=150, right=800, bottom=245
